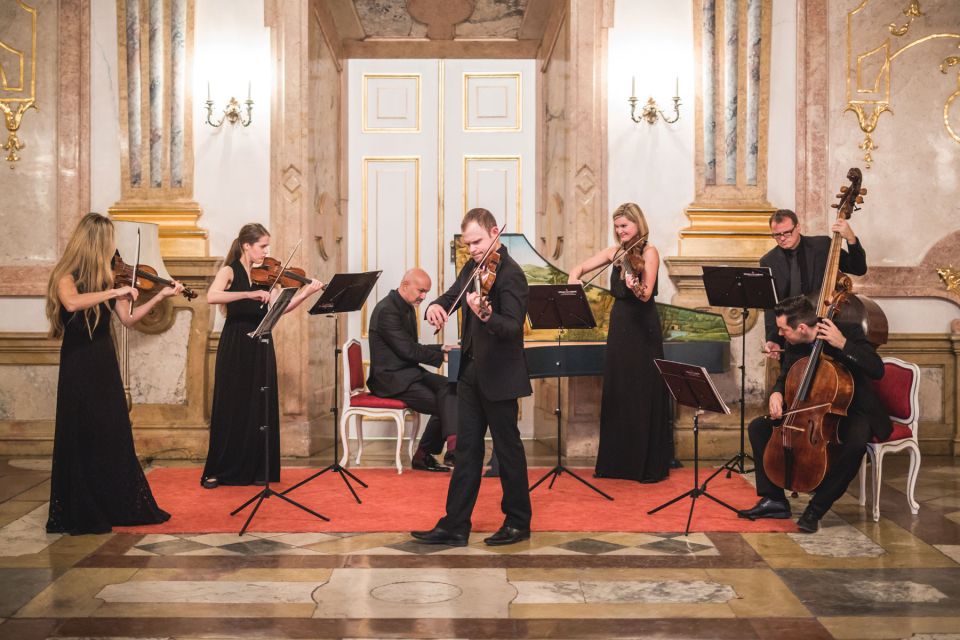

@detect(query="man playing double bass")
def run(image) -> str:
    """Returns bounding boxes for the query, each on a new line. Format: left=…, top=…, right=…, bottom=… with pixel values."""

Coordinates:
left=411, top=207, right=533, bottom=547
left=739, top=296, right=891, bottom=533
left=761, top=209, right=867, bottom=359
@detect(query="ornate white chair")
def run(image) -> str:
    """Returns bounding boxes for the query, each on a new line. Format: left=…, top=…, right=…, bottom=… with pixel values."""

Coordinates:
left=858, top=356, right=922, bottom=522
left=339, top=340, right=420, bottom=474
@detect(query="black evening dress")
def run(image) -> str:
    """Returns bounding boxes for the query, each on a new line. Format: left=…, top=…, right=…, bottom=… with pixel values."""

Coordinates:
left=46, top=301, right=170, bottom=534
left=594, top=264, right=671, bottom=482
left=201, top=260, right=280, bottom=486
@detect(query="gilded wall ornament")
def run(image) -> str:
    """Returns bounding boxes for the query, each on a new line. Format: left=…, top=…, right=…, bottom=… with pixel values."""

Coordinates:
left=937, top=265, right=960, bottom=297
left=0, top=0, right=38, bottom=166
left=845, top=0, right=960, bottom=168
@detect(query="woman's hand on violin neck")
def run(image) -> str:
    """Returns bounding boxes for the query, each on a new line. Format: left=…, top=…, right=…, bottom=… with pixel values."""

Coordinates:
left=305, top=279, right=325, bottom=294
left=159, top=280, right=185, bottom=298
left=425, top=304, right=448, bottom=329
left=248, top=290, right=271, bottom=304
left=567, top=275, right=582, bottom=285
left=768, top=392, right=784, bottom=419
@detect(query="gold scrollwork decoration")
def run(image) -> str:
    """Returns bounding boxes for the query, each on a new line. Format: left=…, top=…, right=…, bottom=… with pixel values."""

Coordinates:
left=0, top=0, right=38, bottom=166
left=938, top=265, right=960, bottom=296
left=942, top=54, right=960, bottom=143
left=843, top=103, right=892, bottom=168
left=888, top=0, right=924, bottom=37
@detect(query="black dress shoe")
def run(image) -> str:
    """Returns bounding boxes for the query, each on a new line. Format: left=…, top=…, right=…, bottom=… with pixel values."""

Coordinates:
left=737, top=497, right=791, bottom=520
left=410, top=526, right=468, bottom=547
left=443, top=451, right=456, bottom=467
left=412, top=454, right=450, bottom=472
left=483, top=526, right=531, bottom=546
left=796, top=506, right=821, bottom=533
left=201, top=477, right=219, bottom=490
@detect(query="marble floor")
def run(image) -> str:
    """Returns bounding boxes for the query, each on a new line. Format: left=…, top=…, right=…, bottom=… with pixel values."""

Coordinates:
left=1, top=442, right=959, bottom=639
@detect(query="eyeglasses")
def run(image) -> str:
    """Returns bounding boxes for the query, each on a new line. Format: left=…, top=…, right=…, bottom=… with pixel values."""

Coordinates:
left=771, top=226, right=797, bottom=240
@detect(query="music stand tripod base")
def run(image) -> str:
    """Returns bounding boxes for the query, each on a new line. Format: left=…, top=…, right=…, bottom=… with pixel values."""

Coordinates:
left=230, top=288, right=330, bottom=535
left=647, top=359, right=739, bottom=535
left=282, top=270, right=382, bottom=504
left=525, top=284, right=613, bottom=501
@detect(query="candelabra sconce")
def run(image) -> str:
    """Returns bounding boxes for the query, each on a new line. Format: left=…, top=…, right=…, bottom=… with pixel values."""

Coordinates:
left=204, top=82, right=253, bottom=127
left=628, top=76, right=681, bottom=125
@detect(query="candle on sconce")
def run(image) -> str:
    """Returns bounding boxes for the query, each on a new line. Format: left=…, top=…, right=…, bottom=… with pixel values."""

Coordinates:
left=675, top=76, right=679, bottom=98
left=247, top=81, right=252, bottom=101
left=207, top=81, right=211, bottom=102
left=631, top=75, right=636, bottom=98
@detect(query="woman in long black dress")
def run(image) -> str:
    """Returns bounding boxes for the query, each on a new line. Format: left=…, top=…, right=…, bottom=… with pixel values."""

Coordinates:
left=568, top=203, right=670, bottom=482
left=201, top=224, right=323, bottom=488
left=45, top=213, right=184, bottom=534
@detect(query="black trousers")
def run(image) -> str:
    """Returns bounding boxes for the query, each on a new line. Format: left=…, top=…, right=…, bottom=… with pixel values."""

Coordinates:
left=749, top=412, right=872, bottom=517
left=392, top=372, right=457, bottom=456
left=438, top=359, right=531, bottom=535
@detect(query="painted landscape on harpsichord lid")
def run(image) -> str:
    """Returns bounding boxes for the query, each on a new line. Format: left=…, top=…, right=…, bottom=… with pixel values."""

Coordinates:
left=454, top=234, right=729, bottom=344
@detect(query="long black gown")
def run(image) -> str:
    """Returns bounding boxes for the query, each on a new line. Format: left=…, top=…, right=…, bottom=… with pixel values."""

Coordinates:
left=46, top=301, right=170, bottom=534
left=201, top=261, right=280, bottom=486
left=594, top=264, right=671, bottom=482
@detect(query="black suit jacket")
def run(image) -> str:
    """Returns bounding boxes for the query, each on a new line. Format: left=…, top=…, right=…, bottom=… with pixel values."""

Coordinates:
left=772, top=323, right=892, bottom=441
left=760, top=235, right=867, bottom=345
left=367, top=289, right=444, bottom=398
left=428, top=245, right=532, bottom=402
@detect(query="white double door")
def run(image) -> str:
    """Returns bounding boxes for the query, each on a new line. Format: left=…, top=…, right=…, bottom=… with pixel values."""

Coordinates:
left=346, top=58, right=536, bottom=437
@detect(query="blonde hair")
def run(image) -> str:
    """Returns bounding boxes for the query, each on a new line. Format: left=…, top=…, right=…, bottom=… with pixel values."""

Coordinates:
left=46, top=213, right=116, bottom=339
left=612, top=202, right=650, bottom=276
left=226, top=223, right=270, bottom=265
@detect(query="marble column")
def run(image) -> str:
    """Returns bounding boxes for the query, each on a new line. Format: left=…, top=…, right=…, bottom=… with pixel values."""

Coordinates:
left=110, top=0, right=207, bottom=257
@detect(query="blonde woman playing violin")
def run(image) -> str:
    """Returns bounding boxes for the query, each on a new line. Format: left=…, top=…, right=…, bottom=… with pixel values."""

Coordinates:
left=45, top=212, right=184, bottom=534
left=567, top=203, right=671, bottom=483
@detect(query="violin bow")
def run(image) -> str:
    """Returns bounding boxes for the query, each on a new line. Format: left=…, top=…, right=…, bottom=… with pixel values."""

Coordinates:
left=129, top=228, right=141, bottom=317
left=433, top=224, right=502, bottom=335
left=581, top=232, right=648, bottom=287
left=261, top=239, right=302, bottom=309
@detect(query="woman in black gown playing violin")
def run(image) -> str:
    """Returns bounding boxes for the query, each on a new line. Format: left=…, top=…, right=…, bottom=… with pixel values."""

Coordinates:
left=46, top=212, right=185, bottom=534
left=201, top=223, right=323, bottom=489
left=567, top=203, right=671, bottom=483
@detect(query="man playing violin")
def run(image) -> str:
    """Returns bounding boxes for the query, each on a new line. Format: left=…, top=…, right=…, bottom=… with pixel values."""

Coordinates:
left=412, top=208, right=533, bottom=547
left=761, top=209, right=867, bottom=359
left=367, top=268, right=457, bottom=472
left=739, top=296, right=891, bottom=532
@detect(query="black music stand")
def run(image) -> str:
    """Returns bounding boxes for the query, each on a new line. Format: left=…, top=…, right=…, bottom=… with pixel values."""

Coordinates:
left=281, top=271, right=382, bottom=504
left=231, top=288, right=330, bottom=535
left=527, top=285, right=613, bottom=501
left=701, top=266, right=778, bottom=477
left=647, top=359, right=736, bottom=535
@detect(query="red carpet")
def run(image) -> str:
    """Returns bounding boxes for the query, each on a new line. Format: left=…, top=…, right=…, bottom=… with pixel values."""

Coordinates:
left=117, top=466, right=798, bottom=534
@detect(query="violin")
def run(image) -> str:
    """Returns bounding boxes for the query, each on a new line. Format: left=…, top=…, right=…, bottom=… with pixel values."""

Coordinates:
left=582, top=233, right=648, bottom=288
left=250, top=256, right=320, bottom=289
left=112, top=252, right=197, bottom=300
left=472, top=247, right=501, bottom=320
left=433, top=227, right=502, bottom=334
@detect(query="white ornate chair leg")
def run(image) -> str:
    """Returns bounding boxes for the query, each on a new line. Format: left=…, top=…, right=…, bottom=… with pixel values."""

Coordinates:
left=871, top=448, right=884, bottom=522
left=408, top=412, right=421, bottom=464
left=394, top=414, right=403, bottom=474
left=858, top=454, right=868, bottom=507
left=906, top=443, right=921, bottom=515
left=339, top=412, right=351, bottom=468
left=355, top=416, right=364, bottom=465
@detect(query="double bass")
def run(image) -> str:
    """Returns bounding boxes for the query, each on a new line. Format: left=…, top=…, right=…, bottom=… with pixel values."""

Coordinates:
left=763, top=168, right=887, bottom=493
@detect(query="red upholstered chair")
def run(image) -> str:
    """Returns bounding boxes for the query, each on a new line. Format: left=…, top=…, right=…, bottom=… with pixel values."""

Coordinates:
left=339, top=340, right=420, bottom=474
left=858, top=357, right=921, bottom=522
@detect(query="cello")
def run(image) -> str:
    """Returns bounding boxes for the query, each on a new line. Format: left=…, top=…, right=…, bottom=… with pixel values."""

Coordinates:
left=762, top=168, right=883, bottom=493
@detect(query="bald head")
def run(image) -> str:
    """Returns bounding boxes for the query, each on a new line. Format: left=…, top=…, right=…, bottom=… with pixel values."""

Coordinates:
left=398, top=268, right=432, bottom=306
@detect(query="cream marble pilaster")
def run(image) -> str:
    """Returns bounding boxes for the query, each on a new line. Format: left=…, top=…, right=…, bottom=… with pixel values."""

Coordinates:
left=264, top=0, right=345, bottom=456
left=533, top=0, right=612, bottom=458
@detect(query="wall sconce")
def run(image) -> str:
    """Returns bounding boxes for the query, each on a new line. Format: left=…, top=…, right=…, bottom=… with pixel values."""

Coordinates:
left=628, top=76, right=681, bottom=125
left=205, top=82, right=253, bottom=127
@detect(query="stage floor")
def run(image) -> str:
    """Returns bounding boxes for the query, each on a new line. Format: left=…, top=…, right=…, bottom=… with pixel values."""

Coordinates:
left=1, top=441, right=959, bottom=640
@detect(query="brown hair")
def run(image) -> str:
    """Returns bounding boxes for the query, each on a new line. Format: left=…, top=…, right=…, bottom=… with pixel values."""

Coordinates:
left=769, top=209, right=798, bottom=227
left=461, top=208, right=497, bottom=232
left=612, top=202, right=650, bottom=275
left=46, top=213, right=116, bottom=339
left=226, top=223, right=270, bottom=264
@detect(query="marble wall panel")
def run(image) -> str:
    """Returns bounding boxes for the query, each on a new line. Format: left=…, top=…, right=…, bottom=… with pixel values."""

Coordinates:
left=0, top=365, right=57, bottom=422
left=127, top=309, right=190, bottom=405
left=0, top=0, right=58, bottom=264
left=919, top=366, right=945, bottom=424
left=827, top=0, right=960, bottom=264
